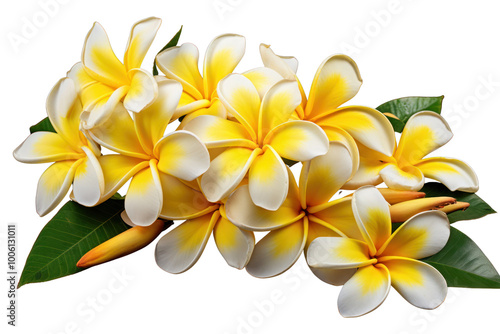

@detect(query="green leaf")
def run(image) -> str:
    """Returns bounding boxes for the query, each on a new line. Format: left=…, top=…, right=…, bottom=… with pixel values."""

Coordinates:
left=423, top=227, right=500, bottom=288
left=152, top=26, right=183, bottom=76
left=282, top=158, right=298, bottom=167
left=386, top=116, right=405, bottom=133
left=420, top=182, right=496, bottom=223
left=30, top=117, right=56, bottom=134
left=376, top=96, right=444, bottom=132
left=18, top=199, right=131, bottom=288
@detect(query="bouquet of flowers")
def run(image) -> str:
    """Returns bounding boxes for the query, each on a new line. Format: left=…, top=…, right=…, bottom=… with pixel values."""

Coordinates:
left=14, top=17, right=497, bottom=317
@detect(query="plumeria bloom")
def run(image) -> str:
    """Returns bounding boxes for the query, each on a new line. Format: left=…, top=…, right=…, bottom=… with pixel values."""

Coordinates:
left=154, top=178, right=254, bottom=273
left=68, top=17, right=161, bottom=128
left=307, top=186, right=450, bottom=317
left=155, top=34, right=245, bottom=123
left=345, top=111, right=479, bottom=192
left=89, top=78, right=210, bottom=226
left=260, top=44, right=395, bottom=172
left=13, top=78, right=104, bottom=216
left=184, top=75, right=329, bottom=210
left=225, top=142, right=359, bottom=279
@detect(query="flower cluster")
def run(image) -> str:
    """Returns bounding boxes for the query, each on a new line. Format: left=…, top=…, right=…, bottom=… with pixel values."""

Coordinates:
left=14, top=17, right=485, bottom=317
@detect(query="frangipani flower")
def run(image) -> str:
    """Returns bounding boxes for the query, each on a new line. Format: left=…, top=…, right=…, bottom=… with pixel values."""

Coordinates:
left=155, top=34, right=245, bottom=123
left=307, top=186, right=450, bottom=317
left=154, top=178, right=254, bottom=273
left=225, top=142, right=358, bottom=279
left=260, top=44, right=395, bottom=172
left=345, top=111, right=479, bottom=192
left=13, top=78, right=104, bottom=216
left=68, top=17, right=161, bottom=128
left=89, top=78, right=210, bottom=226
left=184, top=75, right=329, bottom=210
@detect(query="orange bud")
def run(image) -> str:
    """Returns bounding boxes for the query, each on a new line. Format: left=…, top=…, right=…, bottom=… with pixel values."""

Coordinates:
left=77, top=219, right=165, bottom=268
left=390, top=197, right=456, bottom=223
left=383, top=112, right=400, bottom=120
left=439, top=201, right=470, bottom=214
left=377, top=188, right=426, bottom=205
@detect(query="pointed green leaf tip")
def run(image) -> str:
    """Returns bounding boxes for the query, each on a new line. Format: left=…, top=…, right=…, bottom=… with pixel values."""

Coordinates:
left=421, top=182, right=495, bottom=223
left=29, top=117, right=56, bottom=134
left=423, top=227, right=500, bottom=288
left=152, top=25, right=183, bottom=76
left=18, top=199, right=131, bottom=288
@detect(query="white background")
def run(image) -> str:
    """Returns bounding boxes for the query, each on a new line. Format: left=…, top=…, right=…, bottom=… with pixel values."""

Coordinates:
left=2, top=0, right=500, bottom=333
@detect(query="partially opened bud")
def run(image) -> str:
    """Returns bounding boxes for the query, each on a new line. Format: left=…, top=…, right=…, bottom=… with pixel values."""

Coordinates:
left=77, top=219, right=165, bottom=268
left=439, top=201, right=470, bottom=214
left=390, top=197, right=456, bottom=223
left=378, top=188, right=426, bottom=205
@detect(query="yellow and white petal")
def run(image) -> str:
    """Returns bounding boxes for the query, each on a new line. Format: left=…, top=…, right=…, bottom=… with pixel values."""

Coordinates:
left=321, top=126, right=360, bottom=174
left=380, top=164, right=425, bottom=191
left=134, top=79, right=182, bottom=154
left=217, top=74, right=261, bottom=140
left=342, top=141, right=394, bottom=190
left=81, top=85, right=129, bottom=129
left=338, top=264, right=391, bottom=318
left=226, top=175, right=303, bottom=231
left=395, top=111, right=453, bottom=166
left=67, top=62, right=96, bottom=94
left=124, top=161, right=163, bottom=226
left=246, top=219, right=307, bottom=278
left=265, top=120, right=329, bottom=161
left=300, top=141, right=353, bottom=208
left=305, top=221, right=356, bottom=285
left=203, top=34, right=245, bottom=99
left=123, top=68, right=158, bottom=113
left=13, top=132, right=83, bottom=163
left=46, top=78, right=83, bottom=148
left=248, top=145, right=288, bottom=210
left=89, top=103, right=148, bottom=159
left=351, top=186, right=392, bottom=253
left=243, top=67, right=283, bottom=98
left=306, top=237, right=373, bottom=269
left=159, top=173, right=217, bottom=220
left=183, top=115, right=256, bottom=149
left=383, top=258, right=447, bottom=310
left=98, top=154, right=149, bottom=202
left=155, top=130, right=210, bottom=181
left=173, top=92, right=211, bottom=120
left=259, top=44, right=297, bottom=80
left=178, top=98, right=227, bottom=129
left=305, top=55, right=362, bottom=119
left=72, top=146, right=104, bottom=207
left=258, top=80, right=302, bottom=142
left=156, top=43, right=204, bottom=100
left=378, top=210, right=450, bottom=259
left=214, top=216, right=255, bottom=269
left=36, top=160, right=81, bottom=216
left=155, top=212, right=217, bottom=274
left=343, top=159, right=387, bottom=190
left=201, top=147, right=260, bottom=203
left=310, top=197, right=363, bottom=241
left=82, top=22, right=128, bottom=88
left=124, top=17, right=161, bottom=71
left=315, top=106, right=396, bottom=157
left=415, top=157, right=479, bottom=192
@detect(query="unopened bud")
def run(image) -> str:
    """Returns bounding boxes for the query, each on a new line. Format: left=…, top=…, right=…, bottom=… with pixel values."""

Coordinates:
left=390, top=197, right=456, bottom=222
left=383, top=112, right=400, bottom=120
left=77, top=219, right=165, bottom=268
left=378, top=188, right=426, bottom=205
left=439, top=201, right=470, bottom=214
